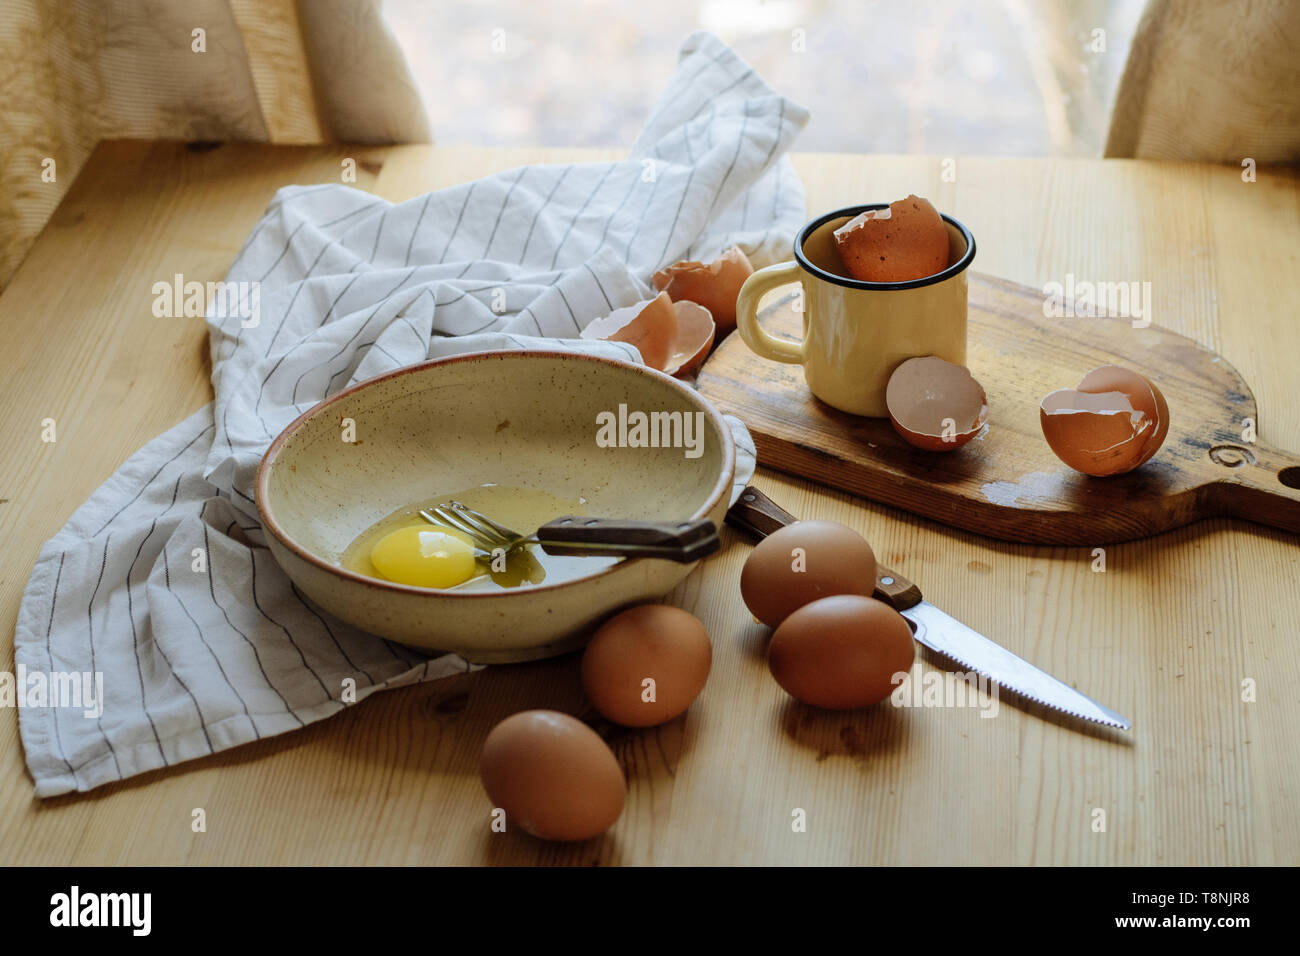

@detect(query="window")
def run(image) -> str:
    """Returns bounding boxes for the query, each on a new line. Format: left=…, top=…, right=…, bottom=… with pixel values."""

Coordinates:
left=388, top=0, right=1144, bottom=155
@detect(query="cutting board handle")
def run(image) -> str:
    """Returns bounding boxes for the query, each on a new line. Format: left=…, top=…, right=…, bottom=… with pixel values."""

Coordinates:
left=1208, top=440, right=1300, bottom=535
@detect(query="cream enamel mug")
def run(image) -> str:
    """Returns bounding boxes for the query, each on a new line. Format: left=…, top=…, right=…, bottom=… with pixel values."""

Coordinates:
left=735, top=204, right=976, bottom=417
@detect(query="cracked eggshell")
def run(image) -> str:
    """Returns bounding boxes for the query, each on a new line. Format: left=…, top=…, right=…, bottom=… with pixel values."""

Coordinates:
left=885, top=355, right=988, bottom=452
left=580, top=291, right=677, bottom=371
left=832, top=195, right=950, bottom=283
left=652, top=246, right=754, bottom=335
left=662, top=301, right=716, bottom=379
left=1040, top=365, right=1168, bottom=476
left=1075, top=365, right=1170, bottom=466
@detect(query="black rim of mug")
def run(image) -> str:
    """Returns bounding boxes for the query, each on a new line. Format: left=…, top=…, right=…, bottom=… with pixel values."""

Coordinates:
left=794, top=203, right=977, bottom=291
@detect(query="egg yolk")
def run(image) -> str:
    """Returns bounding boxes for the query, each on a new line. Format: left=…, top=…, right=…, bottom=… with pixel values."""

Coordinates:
left=369, top=526, right=477, bottom=589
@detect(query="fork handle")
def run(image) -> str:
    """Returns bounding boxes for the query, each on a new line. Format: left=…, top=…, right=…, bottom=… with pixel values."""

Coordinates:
left=535, top=517, right=720, bottom=563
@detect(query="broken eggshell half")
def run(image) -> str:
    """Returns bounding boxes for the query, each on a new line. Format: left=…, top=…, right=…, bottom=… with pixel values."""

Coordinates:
left=662, top=300, right=716, bottom=378
left=1040, top=365, right=1169, bottom=476
left=832, top=195, right=950, bottom=283
left=580, top=291, right=717, bottom=379
left=580, top=291, right=678, bottom=372
left=884, top=355, right=989, bottom=451
left=652, top=245, right=754, bottom=336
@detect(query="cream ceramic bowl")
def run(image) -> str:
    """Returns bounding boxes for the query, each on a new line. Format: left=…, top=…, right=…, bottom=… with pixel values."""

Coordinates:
left=256, top=351, right=736, bottom=663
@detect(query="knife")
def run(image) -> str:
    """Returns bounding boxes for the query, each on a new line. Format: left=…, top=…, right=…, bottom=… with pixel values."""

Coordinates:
left=725, top=486, right=1132, bottom=732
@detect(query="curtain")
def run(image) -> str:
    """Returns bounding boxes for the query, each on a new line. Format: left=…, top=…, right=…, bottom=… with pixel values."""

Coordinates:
left=1105, top=0, right=1300, bottom=162
left=0, top=0, right=430, bottom=291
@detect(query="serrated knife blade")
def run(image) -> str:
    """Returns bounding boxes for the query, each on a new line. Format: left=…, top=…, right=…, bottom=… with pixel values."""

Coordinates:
left=726, top=485, right=1132, bottom=732
left=900, top=600, right=1131, bottom=730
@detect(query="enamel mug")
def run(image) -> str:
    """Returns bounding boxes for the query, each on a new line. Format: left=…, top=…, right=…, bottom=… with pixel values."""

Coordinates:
left=735, top=204, right=976, bottom=418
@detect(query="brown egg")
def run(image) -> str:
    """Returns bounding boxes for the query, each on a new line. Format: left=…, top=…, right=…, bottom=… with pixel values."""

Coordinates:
left=581, top=604, right=711, bottom=727
left=740, top=520, right=877, bottom=628
left=652, top=245, right=754, bottom=335
left=662, top=301, right=716, bottom=379
left=768, top=595, right=916, bottom=710
left=580, top=291, right=677, bottom=371
left=886, top=355, right=989, bottom=451
left=479, top=710, right=626, bottom=842
left=1040, top=364, right=1170, bottom=476
left=832, top=195, right=950, bottom=283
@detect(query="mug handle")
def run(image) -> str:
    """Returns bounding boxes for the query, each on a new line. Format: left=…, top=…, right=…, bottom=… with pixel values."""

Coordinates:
left=735, top=261, right=804, bottom=364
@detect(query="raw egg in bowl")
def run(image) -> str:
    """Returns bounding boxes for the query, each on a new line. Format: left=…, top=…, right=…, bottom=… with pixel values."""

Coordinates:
left=256, top=351, right=735, bottom=663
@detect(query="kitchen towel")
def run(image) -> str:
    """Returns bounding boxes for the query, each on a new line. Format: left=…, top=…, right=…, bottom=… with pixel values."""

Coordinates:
left=14, top=31, right=809, bottom=797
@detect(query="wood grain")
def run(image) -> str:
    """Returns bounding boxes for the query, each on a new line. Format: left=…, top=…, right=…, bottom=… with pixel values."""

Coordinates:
left=699, top=272, right=1300, bottom=544
left=1, top=142, right=1298, bottom=866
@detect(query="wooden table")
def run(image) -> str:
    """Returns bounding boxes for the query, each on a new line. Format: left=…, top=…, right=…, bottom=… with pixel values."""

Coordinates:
left=2, top=141, right=1298, bottom=865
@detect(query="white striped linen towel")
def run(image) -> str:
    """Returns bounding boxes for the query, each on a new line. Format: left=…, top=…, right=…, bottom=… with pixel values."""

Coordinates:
left=14, top=31, right=809, bottom=797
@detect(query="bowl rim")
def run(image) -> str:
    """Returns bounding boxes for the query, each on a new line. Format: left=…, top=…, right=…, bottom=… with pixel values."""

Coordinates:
left=255, top=349, right=737, bottom=599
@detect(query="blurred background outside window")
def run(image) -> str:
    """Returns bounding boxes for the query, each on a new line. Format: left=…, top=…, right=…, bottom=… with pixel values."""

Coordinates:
left=388, top=0, right=1146, bottom=155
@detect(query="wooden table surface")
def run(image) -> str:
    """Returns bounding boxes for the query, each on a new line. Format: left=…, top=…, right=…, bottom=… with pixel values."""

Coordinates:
left=2, top=141, right=1298, bottom=865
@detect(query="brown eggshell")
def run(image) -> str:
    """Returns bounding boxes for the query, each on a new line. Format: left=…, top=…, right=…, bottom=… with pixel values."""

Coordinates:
left=885, top=355, right=988, bottom=451
left=580, top=291, right=677, bottom=371
left=1075, top=364, right=1170, bottom=465
left=581, top=604, right=712, bottom=727
left=1039, top=364, right=1168, bottom=476
left=740, top=520, right=876, bottom=629
left=662, top=301, right=716, bottom=379
left=652, top=245, right=754, bottom=335
left=1040, top=392, right=1147, bottom=477
left=768, top=595, right=916, bottom=710
left=832, top=195, right=950, bottom=283
left=479, top=710, right=626, bottom=842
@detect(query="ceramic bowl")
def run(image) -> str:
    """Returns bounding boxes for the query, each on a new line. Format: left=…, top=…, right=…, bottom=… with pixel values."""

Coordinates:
left=256, top=350, right=736, bottom=663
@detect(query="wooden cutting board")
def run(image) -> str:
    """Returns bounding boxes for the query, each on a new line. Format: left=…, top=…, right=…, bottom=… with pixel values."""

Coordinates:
left=698, top=272, right=1300, bottom=545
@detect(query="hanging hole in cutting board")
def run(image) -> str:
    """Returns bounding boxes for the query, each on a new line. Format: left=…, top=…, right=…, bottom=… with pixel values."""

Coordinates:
left=1208, top=444, right=1256, bottom=468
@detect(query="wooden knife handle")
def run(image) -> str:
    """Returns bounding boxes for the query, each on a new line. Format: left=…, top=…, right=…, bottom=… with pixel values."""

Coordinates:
left=725, top=486, right=799, bottom=537
left=871, top=568, right=924, bottom=612
left=725, top=486, right=924, bottom=612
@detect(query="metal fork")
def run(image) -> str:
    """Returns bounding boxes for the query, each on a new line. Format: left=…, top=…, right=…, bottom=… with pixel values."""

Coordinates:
left=419, top=500, right=719, bottom=563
